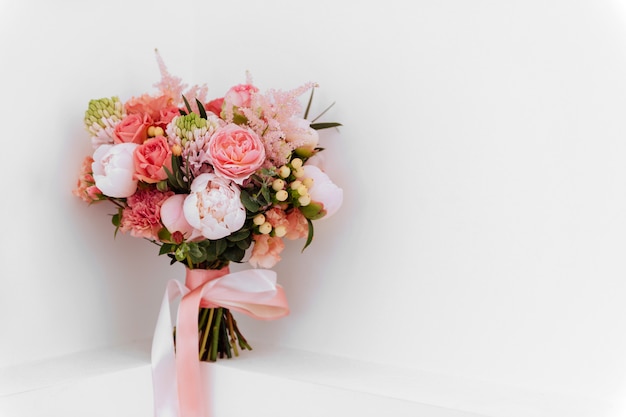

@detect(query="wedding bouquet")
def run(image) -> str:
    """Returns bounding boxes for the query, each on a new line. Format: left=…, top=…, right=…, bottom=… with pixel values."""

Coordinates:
left=73, top=51, right=343, bottom=365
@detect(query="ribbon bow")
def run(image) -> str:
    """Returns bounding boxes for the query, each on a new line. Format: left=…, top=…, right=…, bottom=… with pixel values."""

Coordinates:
left=151, top=267, right=289, bottom=417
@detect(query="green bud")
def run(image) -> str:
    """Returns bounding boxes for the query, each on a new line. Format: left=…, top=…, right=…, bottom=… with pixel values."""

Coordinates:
left=299, top=201, right=326, bottom=220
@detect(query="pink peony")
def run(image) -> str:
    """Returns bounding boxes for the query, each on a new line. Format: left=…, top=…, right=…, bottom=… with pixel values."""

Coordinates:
left=113, top=113, right=151, bottom=144
left=92, top=143, right=139, bottom=198
left=249, top=234, right=285, bottom=269
left=224, top=84, right=258, bottom=108
left=183, top=173, right=246, bottom=240
left=208, top=124, right=266, bottom=184
left=302, top=165, right=343, bottom=219
left=119, top=188, right=174, bottom=239
left=160, top=194, right=202, bottom=241
left=133, top=136, right=173, bottom=183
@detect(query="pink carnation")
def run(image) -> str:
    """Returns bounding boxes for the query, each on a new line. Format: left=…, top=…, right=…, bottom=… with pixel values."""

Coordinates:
left=119, top=188, right=174, bottom=239
left=73, top=155, right=102, bottom=203
left=249, top=234, right=285, bottom=269
left=285, top=209, right=309, bottom=240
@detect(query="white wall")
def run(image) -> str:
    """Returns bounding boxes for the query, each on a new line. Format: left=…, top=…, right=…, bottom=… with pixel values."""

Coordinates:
left=3, top=0, right=626, bottom=412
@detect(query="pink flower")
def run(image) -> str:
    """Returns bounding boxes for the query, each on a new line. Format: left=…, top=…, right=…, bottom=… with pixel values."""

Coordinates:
left=156, top=106, right=181, bottom=129
left=249, top=234, right=285, bottom=269
left=125, top=94, right=173, bottom=121
left=208, top=124, right=266, bottom=184
left=160, top=194, right=202, bottom=241
left=303, top=165, right=343, bottom=219
left=183, top=173, right=246, bottom=240
left=285, top=209, right=309, bottom=240
left=113, top=113, right=151, bottom=144
left=264, top=207, right=288, bottom=229
left=92, top=143, right=139, bottom=198
left=133, top=136, right=173, bottom=183
left=224, top=84, right=258, bottom=108
left=119, top=188, right=174, bottom=239
left=73, top=155, right=102, bottom=203
left=205, top=97, right=224, bottom=116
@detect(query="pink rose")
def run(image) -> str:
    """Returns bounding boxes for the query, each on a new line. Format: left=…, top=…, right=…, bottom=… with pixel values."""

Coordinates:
left=205, top=97, right=224, bottom=116
left=91, top=143, right=139, bottom=198
left=208, top=124, right=266, bottom=184
left=249, top=234, right=285, bottom=269
left=183, top=173, right=246, bottom=240
left=302, top=165, right=343, bottom=219
left=113, top=113, right=151, bottom=144
left=156, top=106, right=180, bottom=129
left=160, top=194, right=202, bottom=241
left=133, top=136, right=173, bottom=183
left=224, top=84, right=258, bottom=108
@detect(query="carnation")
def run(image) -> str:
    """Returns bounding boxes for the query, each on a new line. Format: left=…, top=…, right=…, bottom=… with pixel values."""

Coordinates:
left=119, top=188, right=174, bottom=239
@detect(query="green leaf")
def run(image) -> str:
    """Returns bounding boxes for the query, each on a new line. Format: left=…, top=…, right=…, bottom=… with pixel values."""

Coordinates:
left=188, top=243, right=206, bottom=263
left=227, top=229, right=250, bottom=242
left=157, top=228, right=171, bottom=242
left=223, top=246, right=245, bottom=262
left=196, top=98, right=207, bottom=119
left=215, top=238, right=227, bottom=256
left=304, top=86, right=315, bottom=120
left=310, top=122, right=342, bottom=130
left=302, top=218, right=314, bottom=252
left=236, top=239, right=251, bottom=250
left=182, top=95, right=193, bottom=114
left=311, top=101, right=336, bottom=123
left=159, top=243, right=175, bottom=256
left=240, top=189, right=261, bottom=212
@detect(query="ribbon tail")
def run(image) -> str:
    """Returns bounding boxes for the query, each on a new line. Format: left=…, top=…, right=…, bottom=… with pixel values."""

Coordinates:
left=152, top=280, right=186, bottom=417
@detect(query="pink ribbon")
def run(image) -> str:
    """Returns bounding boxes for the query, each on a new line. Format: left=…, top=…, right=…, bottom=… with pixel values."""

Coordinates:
left=151, top=267, right=290, bottom=417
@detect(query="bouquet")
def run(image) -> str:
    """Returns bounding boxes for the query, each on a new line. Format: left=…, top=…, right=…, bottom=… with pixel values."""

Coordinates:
left=73, top=50, right=342, bottom=365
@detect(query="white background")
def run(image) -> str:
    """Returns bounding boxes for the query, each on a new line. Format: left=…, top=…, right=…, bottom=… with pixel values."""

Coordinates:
left=3, top=0, right=626, bottom=412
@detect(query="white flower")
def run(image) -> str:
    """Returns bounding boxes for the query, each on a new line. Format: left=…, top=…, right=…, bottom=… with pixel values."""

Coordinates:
left=91, top=143, right=139, bottom=198
left=183, top=173, right=246, bottom=240
left=302, top=165, right=343, bottom=219
left=284, top=117, right=319, bottom=149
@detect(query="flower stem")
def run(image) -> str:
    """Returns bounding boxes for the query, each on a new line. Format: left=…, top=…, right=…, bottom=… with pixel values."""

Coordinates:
left=209, top=308, right=223, bottom=362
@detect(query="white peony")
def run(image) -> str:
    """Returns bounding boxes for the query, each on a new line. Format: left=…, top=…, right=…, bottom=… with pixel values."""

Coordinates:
left=91, top=143, right=139, bottom=198
left=302, top=165, right=343, bottom=219
left=183, top=173, right=246, bottom=240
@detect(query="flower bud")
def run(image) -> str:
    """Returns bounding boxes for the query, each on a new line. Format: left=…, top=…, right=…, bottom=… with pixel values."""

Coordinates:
left=272, top=179, right=285, bottom=191
left=298, top=195, right=311, bottom=206
left=275, top=189, right=289, bottom=201
left=253, top=214, right=266, bottom=225
left=274, top=225, right=287, bottom=237
left=259, top=221, right=272, bottom=234
left=293, top=167, right=305, bottom=178
left=303, top=177, right=314, bottom=188
left=297, top=185, right=308, bottom=196
left=290, top=180, right=302, bottom=190
left=172, top=144, right=183, bottom=156
left=290, top=158, right=303, bottom=169
left=278, top=165, right=291, bottom=178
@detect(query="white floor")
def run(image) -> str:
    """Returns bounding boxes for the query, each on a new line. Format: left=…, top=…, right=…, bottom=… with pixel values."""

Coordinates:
left=0, top=340, right=612, bottom=417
